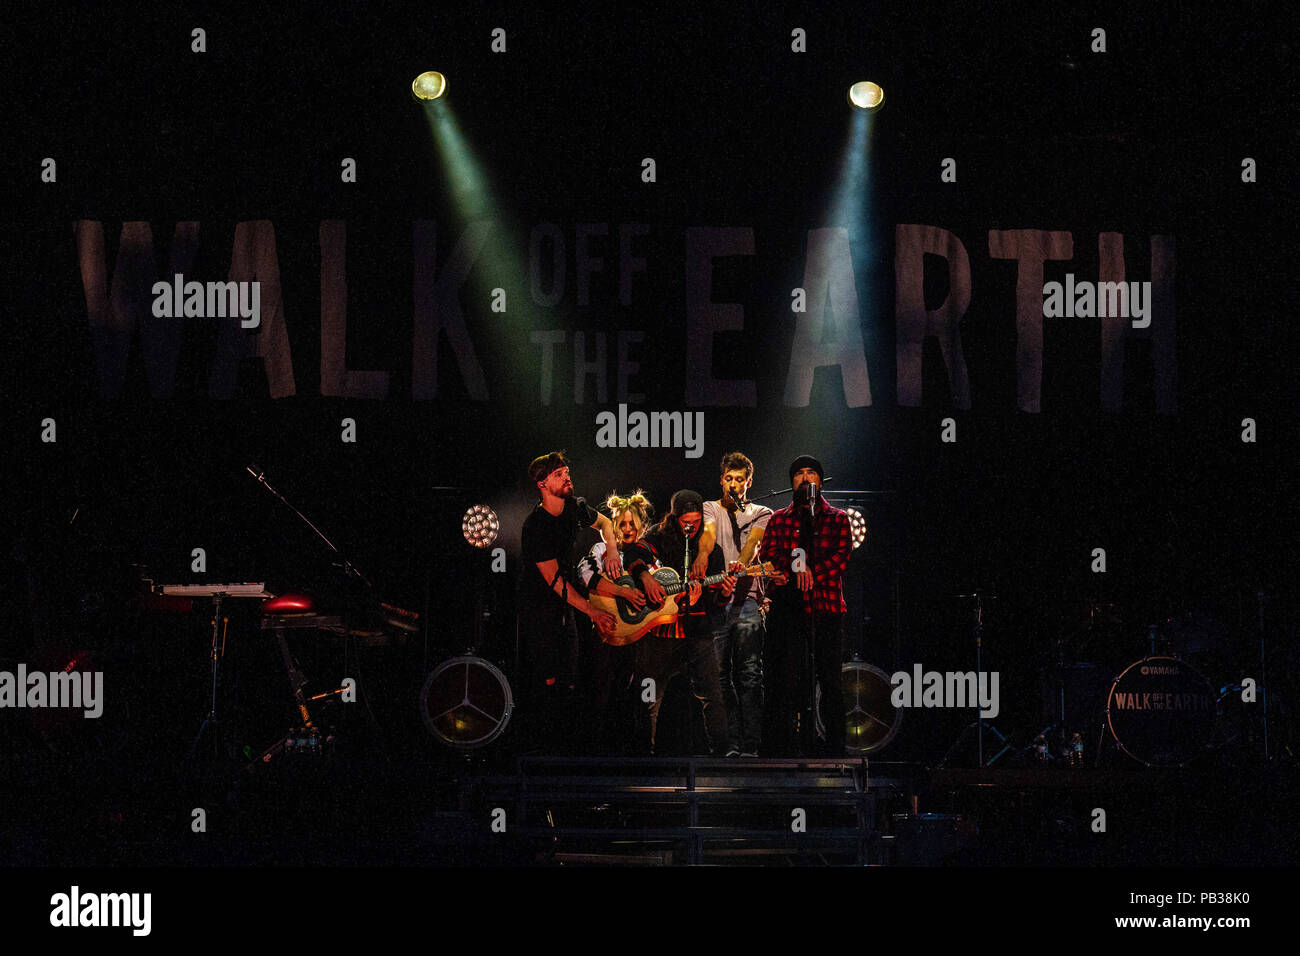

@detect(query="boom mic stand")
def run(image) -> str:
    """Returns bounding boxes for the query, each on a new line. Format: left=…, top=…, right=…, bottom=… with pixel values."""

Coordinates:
left=802, top=483, right=820, bottom=755
left=244, top=464, right=373, bottom=591
left=241, top=464, right=380, bottom=770
left=747, top=477, right=834, bottom=506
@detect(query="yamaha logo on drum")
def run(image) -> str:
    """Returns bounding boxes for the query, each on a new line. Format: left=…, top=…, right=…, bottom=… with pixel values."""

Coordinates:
left=1106, top=656, right=1217, bottom=767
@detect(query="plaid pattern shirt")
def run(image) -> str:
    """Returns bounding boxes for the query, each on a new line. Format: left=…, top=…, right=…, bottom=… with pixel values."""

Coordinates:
left=761, top=501, right=853, bottom=615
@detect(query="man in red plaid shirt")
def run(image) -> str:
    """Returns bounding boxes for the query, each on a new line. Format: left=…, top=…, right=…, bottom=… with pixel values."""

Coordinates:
left=761, top=455, right=853, bottom=755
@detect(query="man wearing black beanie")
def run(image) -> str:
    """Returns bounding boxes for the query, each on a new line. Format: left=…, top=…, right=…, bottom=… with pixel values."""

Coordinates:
left=760, top=455, right=853, bottom=756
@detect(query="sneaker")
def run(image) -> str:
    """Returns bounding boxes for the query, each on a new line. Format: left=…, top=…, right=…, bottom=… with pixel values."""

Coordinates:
left=725, top=749, right=740, bottom=757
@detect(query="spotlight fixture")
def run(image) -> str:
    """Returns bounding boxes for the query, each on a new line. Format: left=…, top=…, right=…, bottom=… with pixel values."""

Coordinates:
left=847, top=81, right=885, bottom=112
left=462, top=504, right=500, bottom=548
left=412, top=71, right=447, bottom=102
left=845, top=507, right=868, bottom=550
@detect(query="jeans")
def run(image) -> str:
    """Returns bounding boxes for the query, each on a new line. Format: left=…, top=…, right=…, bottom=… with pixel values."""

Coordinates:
left=713, top=599, right=765, bottom=753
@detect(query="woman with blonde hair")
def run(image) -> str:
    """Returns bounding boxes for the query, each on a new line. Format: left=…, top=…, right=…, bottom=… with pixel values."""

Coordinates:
left=576, top=490, right=659, bottom=754
left=604, top=490, right=653, bottom=546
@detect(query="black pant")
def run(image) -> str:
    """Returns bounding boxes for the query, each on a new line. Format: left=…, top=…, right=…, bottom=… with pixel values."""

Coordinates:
left=589, top=637, right=636, bottom=754
left=516, top=610, right=581, bottom=754
left=635, top=622, right=728, bottom=756
left=762, top=604, right=844, bottom=756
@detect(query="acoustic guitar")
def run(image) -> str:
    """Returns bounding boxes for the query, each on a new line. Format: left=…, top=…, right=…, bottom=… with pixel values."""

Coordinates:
left=589, top=561, right=776, bottom=646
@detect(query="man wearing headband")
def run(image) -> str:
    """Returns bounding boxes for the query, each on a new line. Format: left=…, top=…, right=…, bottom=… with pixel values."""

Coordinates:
left=518, top=451, right=621, bottom=752
left=760, top=455, right=853, bottom=756
left=621, top=489, right=735, bottom=755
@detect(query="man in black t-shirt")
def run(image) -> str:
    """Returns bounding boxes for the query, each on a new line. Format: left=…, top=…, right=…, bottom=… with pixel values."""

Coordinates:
left=517, top=451, right=620, bottom=752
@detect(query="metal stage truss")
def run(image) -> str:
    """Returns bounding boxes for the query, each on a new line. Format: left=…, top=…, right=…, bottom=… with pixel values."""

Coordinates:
left=464, top=756, right=917, bottom=865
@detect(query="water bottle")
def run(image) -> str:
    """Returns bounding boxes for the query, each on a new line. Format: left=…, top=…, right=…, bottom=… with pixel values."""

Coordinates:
left=1067, top=733, right=1084, bottom=768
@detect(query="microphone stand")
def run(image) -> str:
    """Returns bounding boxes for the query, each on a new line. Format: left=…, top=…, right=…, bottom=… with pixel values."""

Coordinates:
left=683, top=526, right=693, bottom=585
left=803, top=483, right=821, bottom=756
left=241, top=464, right=380, bottom=772
left=1257, top=585, right=1269, bottom=761
left=747, top=477, right=835, bottom=506
left=245, top=465, right=373, bottom=590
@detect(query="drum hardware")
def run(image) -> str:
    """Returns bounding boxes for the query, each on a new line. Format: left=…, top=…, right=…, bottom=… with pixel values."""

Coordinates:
left=1036, top=630, right=1075, bottom=758
left=937, top=590, right=1009, bottom=768
left=1036, top=598, right=1139, bottom=762
left=1102, top=655, right=1215, bottom=767
left=1213, top=680, right=1275, bottom=754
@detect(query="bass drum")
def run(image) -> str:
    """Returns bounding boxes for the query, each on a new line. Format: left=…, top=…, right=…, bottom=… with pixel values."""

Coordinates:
left=815, top=660, right=903, bottom=754
left=420, top=656, right=513, bottom=750
left=1106, top=656, right=1214, bottom=767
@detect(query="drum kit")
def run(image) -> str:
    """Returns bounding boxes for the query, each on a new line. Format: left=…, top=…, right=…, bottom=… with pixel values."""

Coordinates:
left=814, top=589, right=1272, bottom=769
left=1037, top=596, right=1267, bottom=768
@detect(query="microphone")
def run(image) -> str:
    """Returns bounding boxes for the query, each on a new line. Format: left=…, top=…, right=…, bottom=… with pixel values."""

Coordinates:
left=796, top=481, right=821, bottom=504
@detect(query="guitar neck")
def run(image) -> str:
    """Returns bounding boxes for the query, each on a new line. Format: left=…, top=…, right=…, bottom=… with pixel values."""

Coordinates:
left=662, top=567, right=758, bottom=596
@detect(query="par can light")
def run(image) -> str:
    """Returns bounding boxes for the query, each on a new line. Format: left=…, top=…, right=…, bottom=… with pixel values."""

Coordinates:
left=847, top=81, right=885, bottom=112
left=412, top=71, right=447, bottom=101
left=462, top=504, right=500, bottom=548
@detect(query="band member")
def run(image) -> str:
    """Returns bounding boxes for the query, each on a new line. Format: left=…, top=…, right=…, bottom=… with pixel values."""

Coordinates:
left=518, top=451, right=620, bottom=752
left=623, top=490, right=735, bottom=755
left=761, top=456, right=854, bottom=756
left=576, top=491, right=656, bottom=754
left=702, top=452, right=775, bottom=757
